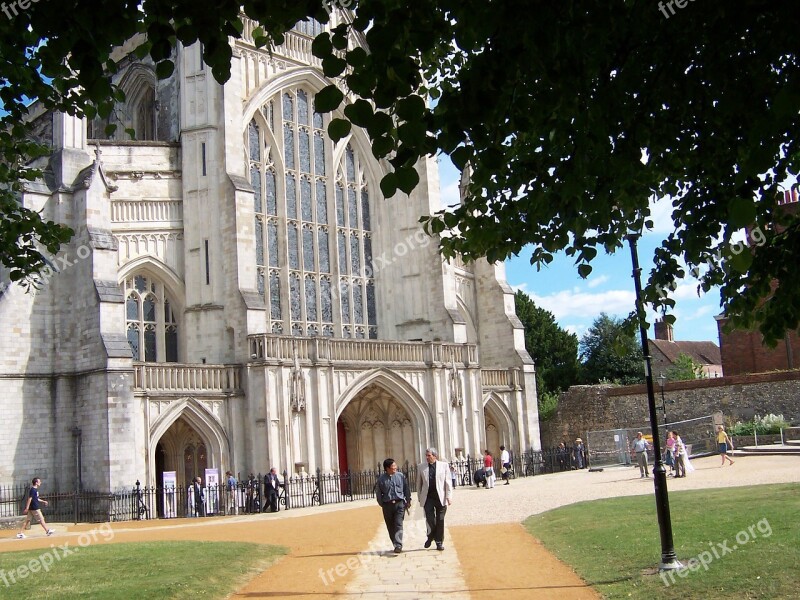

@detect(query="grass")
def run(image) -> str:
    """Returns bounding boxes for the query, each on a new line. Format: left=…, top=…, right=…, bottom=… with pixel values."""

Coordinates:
left=0, top=540, right=286, bottom=598
left=524, top=483, right=799, bottom=599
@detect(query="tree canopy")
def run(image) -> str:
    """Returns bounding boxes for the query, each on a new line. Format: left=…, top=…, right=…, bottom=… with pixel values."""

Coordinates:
left=2, top=1, right=800, bottom=345
left=580, top=313, right=645, bottom=386
left=514, top=290, right=579, bottom=395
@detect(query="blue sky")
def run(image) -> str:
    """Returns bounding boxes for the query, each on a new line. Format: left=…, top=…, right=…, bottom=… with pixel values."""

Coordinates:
left=436, top=157, right=723, bottom=345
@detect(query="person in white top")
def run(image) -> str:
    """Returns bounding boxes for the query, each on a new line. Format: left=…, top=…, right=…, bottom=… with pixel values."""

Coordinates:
left=499, top=446, right=511, bottom=485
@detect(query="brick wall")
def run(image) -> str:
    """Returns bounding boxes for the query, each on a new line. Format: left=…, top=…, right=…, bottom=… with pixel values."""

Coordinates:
left=540, top=370, right=800, bottom=448
left=717, top=316, right=800, bottom=376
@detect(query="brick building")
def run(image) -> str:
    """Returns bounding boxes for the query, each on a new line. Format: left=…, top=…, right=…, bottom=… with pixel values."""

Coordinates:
left=716, top=189, right=800, bottom=376
left=649, top=319, right=722, bottom=379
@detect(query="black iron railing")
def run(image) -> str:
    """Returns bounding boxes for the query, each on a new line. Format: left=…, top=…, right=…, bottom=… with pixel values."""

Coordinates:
left=1, top=447, right=583, bottom=525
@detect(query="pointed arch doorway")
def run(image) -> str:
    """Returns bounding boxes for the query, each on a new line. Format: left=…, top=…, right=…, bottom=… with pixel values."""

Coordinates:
left=154, top=418, right=209, bottom=517
left=336, top=383, right=417, bottom=473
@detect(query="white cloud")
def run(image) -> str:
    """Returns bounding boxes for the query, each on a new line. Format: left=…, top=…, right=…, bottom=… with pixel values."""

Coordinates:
left=529, top=288, right=634, bottom=320
left=586, top=274, right=610, bottom=289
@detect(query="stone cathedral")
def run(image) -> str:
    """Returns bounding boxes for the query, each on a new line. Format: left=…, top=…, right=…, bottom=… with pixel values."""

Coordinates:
left=0, top=15, right=539, bottom=493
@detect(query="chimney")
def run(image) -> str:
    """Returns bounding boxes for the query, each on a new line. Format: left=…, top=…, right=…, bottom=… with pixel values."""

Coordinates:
left=654, top=319, right=674, bottom=341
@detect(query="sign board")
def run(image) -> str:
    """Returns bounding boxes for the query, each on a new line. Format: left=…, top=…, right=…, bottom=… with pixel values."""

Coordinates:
left=162, top=471, right=177, bottom=518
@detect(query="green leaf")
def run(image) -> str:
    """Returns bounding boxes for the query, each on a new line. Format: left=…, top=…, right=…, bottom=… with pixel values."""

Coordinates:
left=343, top=99, right=373, bottom=128
left=314, top=85, right=344, bottom=113
left=728, top=197, right=757, bottom=229
left=322, top=55, right=348, bottom=78
left=311, top=33, right=333, bottom=58
left=346, top=47, right=367, bottom=67
left=380, top=173, right=398, bottom=197
left=578, top=264, right=593, bottom=278
left=395, top=95, right=426, bottom=121
left=395, top=166, right=420, bottom=194
left=371, top=135, right=395, bottom=159
left=328, top=118, right=351, bottom=142
left=156, top=60, right=174, bottom=79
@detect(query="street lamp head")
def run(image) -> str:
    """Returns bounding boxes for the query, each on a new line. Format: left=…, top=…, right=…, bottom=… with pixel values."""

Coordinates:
left=657, top=372, right=667, bottom=388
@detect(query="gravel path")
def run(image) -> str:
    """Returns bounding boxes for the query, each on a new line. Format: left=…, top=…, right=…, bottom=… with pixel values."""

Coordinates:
left=445, top=454, right=800, bottom=526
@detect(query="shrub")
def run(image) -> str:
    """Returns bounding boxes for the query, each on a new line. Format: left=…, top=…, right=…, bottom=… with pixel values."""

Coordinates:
left=730, top=413, right=791, bottom=436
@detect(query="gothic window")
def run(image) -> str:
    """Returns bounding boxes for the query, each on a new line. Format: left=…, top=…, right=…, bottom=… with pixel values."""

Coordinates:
left=249, top=87, right=378, bottom=337
left=125, top=274, right=178, bottom=362
left=134, top=86, right=156, bottom=141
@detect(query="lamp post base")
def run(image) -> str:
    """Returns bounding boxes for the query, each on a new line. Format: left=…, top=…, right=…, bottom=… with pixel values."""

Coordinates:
left=659, top=557, right=684, bottom=572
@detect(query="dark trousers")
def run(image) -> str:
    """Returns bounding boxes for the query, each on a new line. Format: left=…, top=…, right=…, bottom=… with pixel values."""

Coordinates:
left=382, top=502, right=406, bottom=548
left=424, top=495, right=447, bottom=543
left=266, top=490, right=279, bottom=512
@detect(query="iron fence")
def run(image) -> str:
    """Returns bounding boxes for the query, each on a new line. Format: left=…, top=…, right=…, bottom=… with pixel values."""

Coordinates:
left=0, top=484, right=114, bottom=523
left=1, top=447, right=582, bottom=525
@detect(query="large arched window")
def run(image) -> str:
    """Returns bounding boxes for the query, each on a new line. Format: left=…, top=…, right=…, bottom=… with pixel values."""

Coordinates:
left=125, top=274, right=178, bottom=362
left=248, top=86, right=378, bottom=338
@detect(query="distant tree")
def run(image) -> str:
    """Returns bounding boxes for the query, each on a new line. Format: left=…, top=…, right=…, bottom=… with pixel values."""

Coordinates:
left=666, top=353, right=704, bottom=381
left=580, top=313, right=645, bottom=385
left=514, top=291, right=579, bottom=396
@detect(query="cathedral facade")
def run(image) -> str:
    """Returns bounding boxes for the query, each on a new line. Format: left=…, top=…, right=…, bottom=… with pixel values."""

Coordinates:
left=0, top=15, right=539, bottom=493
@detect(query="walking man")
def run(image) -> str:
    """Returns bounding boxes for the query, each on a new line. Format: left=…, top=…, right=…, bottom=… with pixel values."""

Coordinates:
left=416, top=447, right=453, bottom=551
left=500, top=445, right=511, bottom=485
left=375, top=458, right=411, bottom=553
left=631, top=432, right=651, bottom=478
left=17, top=477, right=54, bottom=538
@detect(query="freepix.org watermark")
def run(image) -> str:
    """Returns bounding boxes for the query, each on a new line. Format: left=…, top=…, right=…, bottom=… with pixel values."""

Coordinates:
left=660, top=518, right=772, bottom=586
left=1, top=0, right=42, bottom=21
left=658, top=0, right=697, bottom=20
left=0, top=244, right=91, bottom=302
left=1, top=523, right=115, bottom=588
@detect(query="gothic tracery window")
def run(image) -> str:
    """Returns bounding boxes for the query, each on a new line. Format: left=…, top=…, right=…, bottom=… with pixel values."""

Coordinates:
left=249, top=86, right=378, bottom=338
left=125, top=274, right=178, bottom=362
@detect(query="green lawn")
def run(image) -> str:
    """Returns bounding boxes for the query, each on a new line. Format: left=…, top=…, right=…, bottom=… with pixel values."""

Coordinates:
left=524, top=483, right=799, bottom=599
left=0, top=540, right=286, bottom=598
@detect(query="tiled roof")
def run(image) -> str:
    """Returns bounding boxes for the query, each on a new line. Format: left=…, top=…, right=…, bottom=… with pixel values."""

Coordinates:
left=649, top=339, right=722, bottom=366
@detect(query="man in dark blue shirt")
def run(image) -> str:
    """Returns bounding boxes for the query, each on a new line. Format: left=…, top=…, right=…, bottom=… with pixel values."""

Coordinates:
left=17, top=477, right=54, bottom=539
left=375, top=458, right=411, bottom=553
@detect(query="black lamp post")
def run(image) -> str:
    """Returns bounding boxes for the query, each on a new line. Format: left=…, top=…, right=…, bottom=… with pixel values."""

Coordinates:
left=627, top=234, right=682, bottom=571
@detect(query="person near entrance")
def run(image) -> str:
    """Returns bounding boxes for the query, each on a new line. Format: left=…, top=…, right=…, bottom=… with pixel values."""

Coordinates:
left=416, top=447, right=453, bottom=551
left=499, top=445, right=511, bottom=484
left=264, top=467, right=281, bottom=512
left=191, top=476, right=205, bottom=517
left=375, top=458, right=411, bottom=553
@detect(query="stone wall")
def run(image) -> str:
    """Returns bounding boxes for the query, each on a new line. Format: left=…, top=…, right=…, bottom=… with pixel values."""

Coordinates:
left=540, top=370, right=800, bottom=448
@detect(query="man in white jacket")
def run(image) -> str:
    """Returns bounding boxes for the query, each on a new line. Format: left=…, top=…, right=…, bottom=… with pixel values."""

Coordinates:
left=416, top=447, right=453, bottom=551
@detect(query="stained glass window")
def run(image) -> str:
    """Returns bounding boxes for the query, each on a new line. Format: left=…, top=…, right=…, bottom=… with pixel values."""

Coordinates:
left=290, top=273, right=302, bottom=320
left=249, top=120, right=260, bottom=161
left=288, top=223, right=299, bottom=269
left=303, top=225, right=315, bottom=271
left=251, top=166, right=262, bottom=212
left=305, top=276, right=317, bottom=321
left=286, top=173, right=297, bottom=219
left=301, top=177, right=313, bottom=221
left=250, top=88, right=379, bottom=337
left=297, top=90, right=309, bottom=125
left=266, top=170, right=277, bottom=215
left=316, top=179, right=328, bottom=224
left=124, top=275, right=179, bottom=362
left=318, top=228, right=330, bottom=273
left=270, top=271, right=281, bottom=320
left=255, top=219, right=264, bottom=264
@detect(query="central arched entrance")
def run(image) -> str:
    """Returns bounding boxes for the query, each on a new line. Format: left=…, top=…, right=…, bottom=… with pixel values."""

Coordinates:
left=337, top=383, right=417, bottom=472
